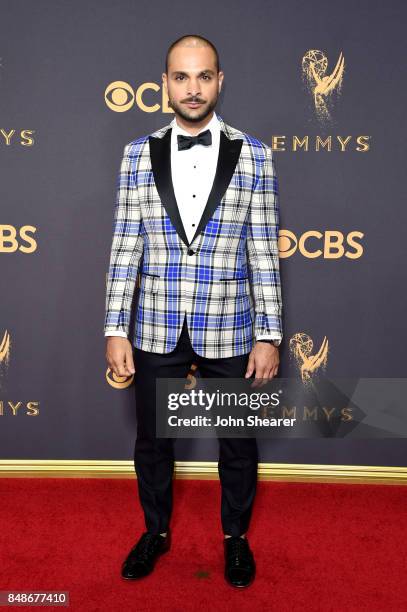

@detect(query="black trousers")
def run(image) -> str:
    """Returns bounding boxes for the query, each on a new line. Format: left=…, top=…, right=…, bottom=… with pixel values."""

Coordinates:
left=132, top=313, right=258, bottom=537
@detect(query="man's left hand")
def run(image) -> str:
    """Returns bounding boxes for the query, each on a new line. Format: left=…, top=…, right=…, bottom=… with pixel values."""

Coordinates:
left=245, top=342, right=279, bottom=387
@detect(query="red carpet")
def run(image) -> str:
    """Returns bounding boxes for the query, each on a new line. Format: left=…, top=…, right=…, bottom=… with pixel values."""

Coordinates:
left=1, top=478, right=407, bottom=611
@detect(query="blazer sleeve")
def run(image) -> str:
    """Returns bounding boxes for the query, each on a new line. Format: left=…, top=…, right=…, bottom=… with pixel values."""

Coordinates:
left=103, top=143, right=144, bottom=337
left=246, top=145, right=283, bottom=345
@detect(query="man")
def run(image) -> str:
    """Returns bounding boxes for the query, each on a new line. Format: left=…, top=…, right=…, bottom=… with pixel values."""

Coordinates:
left=104, top=34, right=283, bottom=588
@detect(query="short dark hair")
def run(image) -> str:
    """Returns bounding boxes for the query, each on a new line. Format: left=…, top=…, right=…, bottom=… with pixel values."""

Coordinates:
left=165, top=34, right=220, bottom=74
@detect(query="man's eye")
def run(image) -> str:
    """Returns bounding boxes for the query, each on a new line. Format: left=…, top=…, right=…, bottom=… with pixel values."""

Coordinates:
left=174, top=75, right=211, bottom=81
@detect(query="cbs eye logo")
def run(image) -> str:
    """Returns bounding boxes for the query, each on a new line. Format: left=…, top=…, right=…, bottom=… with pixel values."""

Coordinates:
left=105, top=367, right=134, bottom=388
left=278, top=230, right=364, bottom=259
left=104, top=81, right=172, bottom=113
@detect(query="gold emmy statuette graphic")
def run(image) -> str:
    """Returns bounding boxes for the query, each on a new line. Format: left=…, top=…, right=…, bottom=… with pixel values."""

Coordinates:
left=105, top=368, right=134, bottom=389
left=289, top=332, right=329, bottom=384
left=184, top=363, right=199, bottom=390
left=0, top=330, right=11, bottom=363
left=302, top=50, right=345, bottom=122
left=0, top=329, right=11, bottom=388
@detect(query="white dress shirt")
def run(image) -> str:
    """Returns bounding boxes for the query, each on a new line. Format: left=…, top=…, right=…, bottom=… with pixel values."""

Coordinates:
left=170, top=111, right=220, bottom=244
left=106, top=113, right=278, bottom=344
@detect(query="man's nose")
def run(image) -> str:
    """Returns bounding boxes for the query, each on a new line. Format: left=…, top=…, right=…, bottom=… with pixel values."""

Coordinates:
left=187, top=79, right=201, bottom=96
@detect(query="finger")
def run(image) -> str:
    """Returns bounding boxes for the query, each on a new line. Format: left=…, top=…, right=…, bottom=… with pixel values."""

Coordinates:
left=266, top=364, right=277, bottom=382
left=259, top=369, right=271, bottom=386
left=251, top=365, right=265, bottom=388
left=112, top=359, right=128, bottom=377
left=245, top=354, right=255, bottom=378
left=125, top=348, right=136, bottom=375
left=259, top=374, right=270, bottom=386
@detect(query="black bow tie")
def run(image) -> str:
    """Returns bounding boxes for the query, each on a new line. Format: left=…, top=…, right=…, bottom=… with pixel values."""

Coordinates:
left=177, top=128, right=212, bottom=151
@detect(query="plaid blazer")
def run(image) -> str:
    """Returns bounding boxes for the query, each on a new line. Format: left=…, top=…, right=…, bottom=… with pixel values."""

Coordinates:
left=104, top=112, right=283, bottom=358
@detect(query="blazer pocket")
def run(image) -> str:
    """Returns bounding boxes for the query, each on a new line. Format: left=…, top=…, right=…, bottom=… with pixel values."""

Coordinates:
left=140, top=273, right=159, bottom=294
left=215, top=277, right=249, bottom=299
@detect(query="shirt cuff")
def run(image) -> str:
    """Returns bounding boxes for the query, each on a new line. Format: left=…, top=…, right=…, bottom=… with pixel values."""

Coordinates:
left=105, top=331, right=128, bottom=338
left=256, top=335, right=282, bottom=346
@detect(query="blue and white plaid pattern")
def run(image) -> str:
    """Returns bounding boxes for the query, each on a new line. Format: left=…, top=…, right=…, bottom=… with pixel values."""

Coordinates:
left=104, top=113, right=283, bottom=358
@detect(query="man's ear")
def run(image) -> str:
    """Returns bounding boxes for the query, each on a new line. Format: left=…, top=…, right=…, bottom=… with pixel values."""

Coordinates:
left=218, top=71, right=224, bottom=93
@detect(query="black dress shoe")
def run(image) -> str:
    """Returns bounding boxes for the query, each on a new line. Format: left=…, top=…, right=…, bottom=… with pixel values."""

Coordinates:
left=121, top=529, right=171, bottom=579
left=224, top=536, right=256, bottom=588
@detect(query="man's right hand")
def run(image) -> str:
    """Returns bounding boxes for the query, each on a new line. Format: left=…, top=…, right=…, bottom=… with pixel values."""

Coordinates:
left=106, top=337, right=136, bottom=377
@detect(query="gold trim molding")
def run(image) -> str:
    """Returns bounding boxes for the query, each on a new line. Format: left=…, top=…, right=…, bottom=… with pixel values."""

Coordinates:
left=0, top=460, right=406, bottom=484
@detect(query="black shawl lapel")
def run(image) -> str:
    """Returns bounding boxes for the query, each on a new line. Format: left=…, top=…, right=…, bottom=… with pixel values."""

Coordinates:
left=149, top=127, right=243, bottom=248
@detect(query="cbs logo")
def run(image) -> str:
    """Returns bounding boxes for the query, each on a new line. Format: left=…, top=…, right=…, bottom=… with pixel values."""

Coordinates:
left=105, top=81, right=173, bottom=113
left=0, top=226, right=37, bottom=253
left=278, top=230, right=363, bottom=259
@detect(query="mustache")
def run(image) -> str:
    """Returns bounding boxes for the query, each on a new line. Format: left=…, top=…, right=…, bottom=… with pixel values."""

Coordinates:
left=183, top=98, right=205, bottom=103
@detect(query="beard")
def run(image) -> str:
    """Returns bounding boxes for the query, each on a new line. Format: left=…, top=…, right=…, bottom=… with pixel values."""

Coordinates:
left=168, top=95, right=219, bottom=124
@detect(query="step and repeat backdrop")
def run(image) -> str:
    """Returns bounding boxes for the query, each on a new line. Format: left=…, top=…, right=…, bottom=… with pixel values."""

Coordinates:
left=1, top=0, right=406, bottom=465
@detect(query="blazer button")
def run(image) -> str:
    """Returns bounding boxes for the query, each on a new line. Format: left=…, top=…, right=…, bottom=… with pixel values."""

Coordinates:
left=187, top=248, right=195, bottom=255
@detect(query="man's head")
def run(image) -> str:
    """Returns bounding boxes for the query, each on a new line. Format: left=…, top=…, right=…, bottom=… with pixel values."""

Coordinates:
left=162, top=34, right=224, bottom=125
